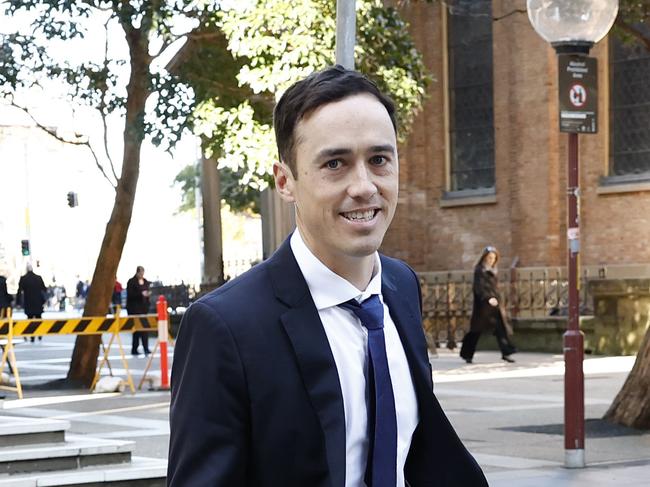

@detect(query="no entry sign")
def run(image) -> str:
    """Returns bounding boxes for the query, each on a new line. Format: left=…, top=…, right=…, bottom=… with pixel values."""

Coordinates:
left=559, top=55, right=597, bottom=134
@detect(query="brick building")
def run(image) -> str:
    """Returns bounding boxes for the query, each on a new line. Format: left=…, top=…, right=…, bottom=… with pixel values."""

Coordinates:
left=383, top=0, right=650, bottom=274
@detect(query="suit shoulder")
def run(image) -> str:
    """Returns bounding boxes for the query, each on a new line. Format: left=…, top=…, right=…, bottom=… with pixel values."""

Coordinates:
left=380, top=254, right=419, bottom=283
left=193, top=260, right=272, bottom=312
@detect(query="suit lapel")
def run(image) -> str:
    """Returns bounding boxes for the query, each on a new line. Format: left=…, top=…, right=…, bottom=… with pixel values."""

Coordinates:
left=268, top=240, right=346, bottom=487
left=381, top=258, right=440, bottom=482
left=381, top=264, right=433, bottom=400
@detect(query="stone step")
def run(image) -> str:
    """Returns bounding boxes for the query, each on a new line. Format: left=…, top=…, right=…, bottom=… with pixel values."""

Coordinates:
left=0, top=456, right=166, bottom=486
left=0, top=436, right=133, bottom=476
left=0, top=417, right=69, bottom=448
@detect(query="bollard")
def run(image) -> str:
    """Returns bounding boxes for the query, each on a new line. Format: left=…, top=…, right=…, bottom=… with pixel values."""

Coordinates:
left=157, top=296, right=170, bottom=389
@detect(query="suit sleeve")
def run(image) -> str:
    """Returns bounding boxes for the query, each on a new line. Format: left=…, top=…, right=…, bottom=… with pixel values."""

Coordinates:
left=167, top=301, right=250, bottom=486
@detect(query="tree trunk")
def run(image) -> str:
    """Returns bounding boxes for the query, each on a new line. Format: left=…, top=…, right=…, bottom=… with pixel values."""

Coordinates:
left=200, top=155, right=224, bottom=287
left=604, top=326, right=650, bottom=429
left=66, top=26, right=151, bottom=388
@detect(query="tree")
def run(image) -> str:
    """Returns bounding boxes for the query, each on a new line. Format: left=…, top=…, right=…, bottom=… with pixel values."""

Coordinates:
left=0, top=1, right=212, bottom=387
left=1, top=0, right=430, bottom=387
left=170, top=0, right=431, bottom=216
left=614, top=1, right=650, bottom=51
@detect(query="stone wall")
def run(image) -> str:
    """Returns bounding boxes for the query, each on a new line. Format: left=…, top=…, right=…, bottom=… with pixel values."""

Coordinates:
left=586, top=279, right=650, bottom=355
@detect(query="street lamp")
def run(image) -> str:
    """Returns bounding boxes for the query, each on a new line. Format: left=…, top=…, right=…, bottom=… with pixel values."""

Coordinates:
left=527, top=1, right=619, bottom=49
left=336, top=0, right=356, bottom=69
left=526, top=0, right=619, bottom=470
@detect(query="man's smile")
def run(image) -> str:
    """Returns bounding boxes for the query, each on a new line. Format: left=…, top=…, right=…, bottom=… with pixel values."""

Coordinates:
left=340, top=208, right=380, bottom=223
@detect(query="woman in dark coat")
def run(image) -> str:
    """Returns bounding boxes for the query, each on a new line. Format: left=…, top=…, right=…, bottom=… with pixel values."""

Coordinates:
left=126, top=266, right=151, bottom=356
left=0, top=274, right=13, bottom=316
left=460, top=246, right=517, bottom=363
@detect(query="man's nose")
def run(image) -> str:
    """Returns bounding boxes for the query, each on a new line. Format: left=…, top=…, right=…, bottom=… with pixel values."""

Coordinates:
left=347, top=162, right=378, bottom=199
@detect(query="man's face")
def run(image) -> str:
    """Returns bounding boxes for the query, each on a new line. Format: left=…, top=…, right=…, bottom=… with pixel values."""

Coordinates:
left=275, top=93, right=398, bottom=269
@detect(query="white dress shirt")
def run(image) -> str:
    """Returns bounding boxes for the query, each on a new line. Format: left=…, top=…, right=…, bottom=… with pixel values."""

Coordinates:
left=290, top=231, right=419, bottom=487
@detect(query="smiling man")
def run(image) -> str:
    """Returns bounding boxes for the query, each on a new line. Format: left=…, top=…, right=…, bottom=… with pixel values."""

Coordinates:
left=168, top=66, right=487, bottom=487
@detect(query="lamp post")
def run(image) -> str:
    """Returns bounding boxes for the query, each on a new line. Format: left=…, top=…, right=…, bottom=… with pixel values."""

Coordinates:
left=336, top=0, right=356, bottom=69
left=526, top=0, right=619, bottom=469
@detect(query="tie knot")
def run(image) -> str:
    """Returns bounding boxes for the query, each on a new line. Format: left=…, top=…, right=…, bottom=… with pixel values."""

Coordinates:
left=339, top=294, right=384, bottom=330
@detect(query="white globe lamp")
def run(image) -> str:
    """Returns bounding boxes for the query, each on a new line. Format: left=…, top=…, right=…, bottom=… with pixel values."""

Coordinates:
left=527, top=0, right=619, bottom=53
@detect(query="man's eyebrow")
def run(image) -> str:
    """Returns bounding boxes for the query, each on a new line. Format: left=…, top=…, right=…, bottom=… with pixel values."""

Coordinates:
left=315, top=144, right=396, bottom=160
left=315, top=147, right=353, bottom=159
left=369, top=144, right=396, bottom=154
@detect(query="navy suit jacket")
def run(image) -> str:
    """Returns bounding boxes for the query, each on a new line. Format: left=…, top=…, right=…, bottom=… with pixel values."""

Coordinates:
left=167, top=239, right=488, bottom=487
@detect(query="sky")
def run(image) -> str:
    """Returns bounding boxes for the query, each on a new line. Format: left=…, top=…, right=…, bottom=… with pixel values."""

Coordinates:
left=0, top=100, right=204, bottom=293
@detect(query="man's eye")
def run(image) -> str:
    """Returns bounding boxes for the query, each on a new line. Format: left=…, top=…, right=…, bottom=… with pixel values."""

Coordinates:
left=370, top=155, right=387, bottom=165
left=326, top=159, right=341, bottom=169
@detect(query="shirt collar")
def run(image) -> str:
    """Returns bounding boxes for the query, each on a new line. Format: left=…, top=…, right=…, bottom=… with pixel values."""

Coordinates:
left=290, top=230, right=382, bottom=310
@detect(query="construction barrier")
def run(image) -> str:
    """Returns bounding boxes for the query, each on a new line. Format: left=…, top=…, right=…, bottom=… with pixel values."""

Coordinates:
left=137, top=296, right=171, bottom=391
left=0, top=306, right=170, bottom=399
left=0, top=307, right=22, bottom=399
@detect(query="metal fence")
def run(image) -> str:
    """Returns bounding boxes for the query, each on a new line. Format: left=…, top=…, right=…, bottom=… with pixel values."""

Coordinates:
left=418, top=266, right=597, bottom=348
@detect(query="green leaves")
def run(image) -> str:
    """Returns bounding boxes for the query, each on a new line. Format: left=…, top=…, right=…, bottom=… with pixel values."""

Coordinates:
left=173, top=0, right=430, bottom=211
left=2, top=0, right=430, bottom=214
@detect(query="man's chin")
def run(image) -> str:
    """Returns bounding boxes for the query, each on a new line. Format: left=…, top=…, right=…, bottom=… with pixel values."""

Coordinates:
left=344, top=239, right=384, bottom=258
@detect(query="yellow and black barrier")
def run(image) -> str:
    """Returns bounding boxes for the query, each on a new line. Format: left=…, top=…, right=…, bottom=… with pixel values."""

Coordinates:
left=0, top=307, right=160, bottom=399
left=0, top=315, right=157, bottom=337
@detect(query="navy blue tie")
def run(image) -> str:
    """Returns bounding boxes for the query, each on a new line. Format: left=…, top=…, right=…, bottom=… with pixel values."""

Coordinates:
left=340, top=295, right=397, bottom=487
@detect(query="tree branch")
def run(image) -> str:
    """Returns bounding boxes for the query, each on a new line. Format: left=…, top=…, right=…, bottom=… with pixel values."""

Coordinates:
left=10, top=100, right=118, bottom=190
left=493, top=9, right=526, bottom=22
left=151, top=32, right=188, bottom=61
left=615, top=17, right=650, bottom=52
left=100, top=17, right=119, bottom=183
left=397, top=0, right=525, bottom=21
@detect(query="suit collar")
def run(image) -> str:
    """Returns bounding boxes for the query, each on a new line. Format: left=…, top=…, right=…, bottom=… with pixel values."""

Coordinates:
left=289, top=230, right=383, bottom=309
left=268, top=238, right=346, bottom=487
left=380, top=256, right=434, bottom=407
left=266, top=237, right=311, bottom=308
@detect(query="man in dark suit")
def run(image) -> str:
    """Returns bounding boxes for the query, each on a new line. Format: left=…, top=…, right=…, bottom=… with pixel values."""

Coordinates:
left=17, top=264, right=46, bottom=342
left=168, top=66, right=487, bottom=487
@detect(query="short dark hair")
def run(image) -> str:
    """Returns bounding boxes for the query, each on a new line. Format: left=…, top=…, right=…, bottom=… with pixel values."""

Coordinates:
left=273, top=65, right=397, bottom=177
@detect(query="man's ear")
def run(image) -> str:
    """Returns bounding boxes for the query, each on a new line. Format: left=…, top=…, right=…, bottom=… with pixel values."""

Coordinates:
left=273, top=161, right=296, bottom=203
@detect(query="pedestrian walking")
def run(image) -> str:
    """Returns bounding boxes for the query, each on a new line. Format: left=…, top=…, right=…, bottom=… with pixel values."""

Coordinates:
left=0, top=270, right=14, bottom=374
left=126, top=266, right=151, bottom=356
left=460, top=246, right=517, bottom=363
left=111, top=277, right=123, bottom=314
left=17, top=264, right=46, bottom=342
left=0, top=273, right=12, bottom=316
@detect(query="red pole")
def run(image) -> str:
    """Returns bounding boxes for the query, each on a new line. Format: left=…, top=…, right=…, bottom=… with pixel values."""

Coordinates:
left=564, top=132, right=585, bottom=467
left=156, top=296, right=170, bottom=390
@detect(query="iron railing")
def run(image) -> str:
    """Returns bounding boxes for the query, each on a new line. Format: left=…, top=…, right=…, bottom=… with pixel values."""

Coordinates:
left=418, top=267, right=595, bottom=348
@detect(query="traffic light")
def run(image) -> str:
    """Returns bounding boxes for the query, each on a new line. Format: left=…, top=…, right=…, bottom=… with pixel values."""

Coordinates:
left=21, top=239, right=30, bottom=256
left=67, top=191, right=78, bottom=207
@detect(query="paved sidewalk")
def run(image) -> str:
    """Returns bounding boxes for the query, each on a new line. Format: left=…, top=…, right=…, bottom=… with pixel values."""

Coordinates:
left=2, top=335, right=649, bottom=485
left=431, top=348, right=650, bottom=486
